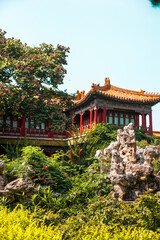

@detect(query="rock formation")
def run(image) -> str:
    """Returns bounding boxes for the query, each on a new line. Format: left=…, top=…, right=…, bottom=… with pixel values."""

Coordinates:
left=0, top=159, right=5, bottom=190
left=96, top=123, right=160, bottom=201
left=0, top=159, right=34, bottom=202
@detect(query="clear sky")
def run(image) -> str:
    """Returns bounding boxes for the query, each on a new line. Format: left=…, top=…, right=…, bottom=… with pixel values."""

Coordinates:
left=0, top=0, right=160, bottom=130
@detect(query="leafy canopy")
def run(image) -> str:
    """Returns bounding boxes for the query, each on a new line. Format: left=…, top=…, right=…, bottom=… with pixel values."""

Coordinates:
left=150, top=0, right=160, bottom=6
left=0, top=29, right=73, bottom=128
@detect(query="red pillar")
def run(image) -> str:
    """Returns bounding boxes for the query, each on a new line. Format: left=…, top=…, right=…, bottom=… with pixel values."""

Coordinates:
left=66, top=123, right=70, bottom=138
left=50, top=150, right=52, bottom=157
left=94, top=106, right=97, bottom=124
left=72, top=115, right=74, bottom=135
left=47, top=121, right=53, bottom=138
left=135, top=114, right=137, bottom=128
left=20, top=117, right=25, bottom=137
left=149, top=111, right=153, bottom=136
left=90, top=108, right=93, bottom=129
left=45, top=120, right=50, bottom=138
left=103, top=107, right=106, bottom=123
left=137, top=114, right=139, bottom=129
left=135, top=113, right=139, bottom=129
left=144, top=114, right=146, bottom=130
left=98, top=109, right=103, bottom=123
left=142, top=111, right=146, bottom=133
left=80, top=112, right=83, bottom=134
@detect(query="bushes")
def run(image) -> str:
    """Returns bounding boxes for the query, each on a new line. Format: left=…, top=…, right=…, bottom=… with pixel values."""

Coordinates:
left=0, top=205, right=160, bottom=240
left=58, top=224, right=160, bottom=240
left=0, top=205, right=62, bottom=240
left=23, top=159, right=112, bottom=219
left=3, top=146, right=73, bottom=193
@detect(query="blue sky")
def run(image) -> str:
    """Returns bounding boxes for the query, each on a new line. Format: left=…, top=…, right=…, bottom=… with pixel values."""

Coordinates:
left=0, top=0, right=160, bottom=130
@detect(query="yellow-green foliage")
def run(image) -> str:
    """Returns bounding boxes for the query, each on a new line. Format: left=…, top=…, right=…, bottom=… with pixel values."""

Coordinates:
left=0, top=205, right=160, bottom=240
left=70, top=225, right=160, bottom=240
left=0, top=206, right=62, bottom=240
left=136, top=140, right=149, bottom=148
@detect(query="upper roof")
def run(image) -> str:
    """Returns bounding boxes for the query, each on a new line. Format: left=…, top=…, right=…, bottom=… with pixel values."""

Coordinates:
left=74, top=77, right=160, bottom=106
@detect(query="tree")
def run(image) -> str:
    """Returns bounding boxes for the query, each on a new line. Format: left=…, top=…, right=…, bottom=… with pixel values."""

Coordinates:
left=0, top=29, right=73, bottom=130
left=150, top=0, right=160, bottom=6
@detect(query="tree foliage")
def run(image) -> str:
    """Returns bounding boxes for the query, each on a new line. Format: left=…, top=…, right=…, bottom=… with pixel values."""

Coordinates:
left=150, top=0, right=160, bottom=6
left=0, top=29, right=73, bottom=128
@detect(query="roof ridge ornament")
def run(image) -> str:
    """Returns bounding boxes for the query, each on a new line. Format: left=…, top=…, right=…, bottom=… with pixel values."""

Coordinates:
left=104, top=77, right=111, bottom=88
left=140, top=89, right=145, bottom=94
left=76, top=90, right=85, bottom=100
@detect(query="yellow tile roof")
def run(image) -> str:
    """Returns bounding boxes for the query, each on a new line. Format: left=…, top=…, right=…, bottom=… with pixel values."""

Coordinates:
left=74, top=77, right=160, bottom=105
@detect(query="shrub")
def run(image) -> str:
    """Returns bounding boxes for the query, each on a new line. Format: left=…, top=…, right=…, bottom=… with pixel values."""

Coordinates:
left=3, top=146, right=72, bottom=193
left=0, top=205, right=160, bottom=240
left=0, top=205, right=62, bottom=240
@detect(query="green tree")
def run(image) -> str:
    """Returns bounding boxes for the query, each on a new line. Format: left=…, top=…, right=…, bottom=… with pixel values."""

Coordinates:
left=0, top=29, right=73, bottom=129
left=150, top=0, right=160, bottom=6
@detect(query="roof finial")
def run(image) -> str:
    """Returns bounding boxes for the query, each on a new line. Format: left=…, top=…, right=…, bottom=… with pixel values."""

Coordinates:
left=76, top=90, right=85, bottom=100
left=104, top=77, right=111, bottom=88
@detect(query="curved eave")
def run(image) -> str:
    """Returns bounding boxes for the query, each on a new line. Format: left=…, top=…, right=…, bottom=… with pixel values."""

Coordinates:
left=74, top=90, right=160, bottom=108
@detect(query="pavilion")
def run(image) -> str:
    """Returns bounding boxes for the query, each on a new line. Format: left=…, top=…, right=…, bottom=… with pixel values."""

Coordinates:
left=73, top=77, right=160, bottom=136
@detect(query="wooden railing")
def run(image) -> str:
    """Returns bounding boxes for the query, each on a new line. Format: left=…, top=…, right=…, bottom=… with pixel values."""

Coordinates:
left=26, top=128, right=48, bottom=138
left=0, top=127, right=21, bottom=136
left=0, top=127, right=67, bottom=139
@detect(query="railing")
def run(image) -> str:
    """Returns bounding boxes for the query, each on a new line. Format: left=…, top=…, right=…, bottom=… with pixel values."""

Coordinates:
left=0, top=127, right=21, bottom=136
left=26, top=128, right=48, bottom=138
left=0, top=128, right=67, bottom=139
left=51, top=130, right=67, bottom=139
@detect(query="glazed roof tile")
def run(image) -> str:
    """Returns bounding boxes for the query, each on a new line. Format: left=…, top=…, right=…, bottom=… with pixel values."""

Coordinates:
left=74, top=77, right=160, bottom=105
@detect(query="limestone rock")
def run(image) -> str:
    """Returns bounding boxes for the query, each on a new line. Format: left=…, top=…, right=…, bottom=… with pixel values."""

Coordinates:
left=5, top=178, right=34, bottom=193
left=143, top=145, right=159, bottom=165
left=0, top=159, right=4, bottom=175
left=95, top=150, right=105, bottom=159
left=0, top=189, right=15, bottom=202
left=0, top=175, right=5, bottom=190
left=97, top=123, right=160, bottom=201
left=136, top=146, right=144, bottom=162
left=104, top=141, right=120, bottom=155
left=0, top=159, right=5, bottom=190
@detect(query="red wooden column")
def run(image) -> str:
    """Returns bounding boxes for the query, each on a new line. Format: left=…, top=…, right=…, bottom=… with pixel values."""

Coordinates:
left=72, top=115, right=74, bottom=135
left=45, top=120, right=50, bottom=138
left=20, top=117, right=25, bottom=137
left=135, top=113, right=139, bottom=129
left=47, top=121, right=53, bottom=138
left=149, top=111, right=153, bottom=136
left=137, top=114, right=139, bottom=129
left=80, top=112, right=83, bottom=134
left=94, top=106, right=97, bottom=124
left=90, top=108, right=93, bottom=129
left=135, top=114, right=137, bottom=129
left=66, top=122, right=70, bottom=138
left=142, top=111, right=146, bottom=133
left=103, top=107, right=106, bottom=123
left=50, top=150, right=52, bottom=157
